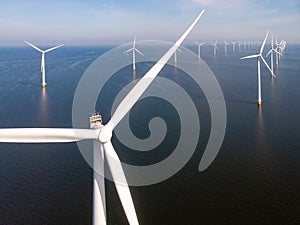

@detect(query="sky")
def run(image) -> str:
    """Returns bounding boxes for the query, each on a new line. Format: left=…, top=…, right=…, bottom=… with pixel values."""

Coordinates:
left=0, top=0, right=299, bottom=46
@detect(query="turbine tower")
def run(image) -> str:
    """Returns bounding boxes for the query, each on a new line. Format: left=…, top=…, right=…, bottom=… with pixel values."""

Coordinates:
left=275, top=36, right=282, bottom=66
left=212, top=41, right=218, bottom=56
left=0, top=10, right=205, bottom=225
left=24, top=41, right=64, bottom=88
left=241, top=31, right=275, bottom=106
left=195, top=41, right=205, bottom=59
left=238, top=41, right=242, bottom=51
left=231, top=42, right=236, bottom=52
left=173, top=42, right=182, bottom=65
left=124, top=37, right=144, bottom=72
left=224, top=41, right=229, bottom=54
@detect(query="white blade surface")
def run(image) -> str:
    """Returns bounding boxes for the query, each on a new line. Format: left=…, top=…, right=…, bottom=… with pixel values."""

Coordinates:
left=260, top=31, right=269, bottom=54
left=241, top=54, right=259, bottom=60
left=261, top=56, right=276, bottom=78
left=109, top=10, right=205, bottom=129
left=124, top=48, right=134, bottom=54
left=266, top=49, right=272, bottom=57
left=24, top=40, right=43, bottom=53
left=135, top=48, right=144, bottom=56
left=274, top=49, right=282, bottom=56
left=103, top=141, right=139, bottom=225
left=45, top=44, right=64, bottom=53
left=0, top=128, right=98, bottom=143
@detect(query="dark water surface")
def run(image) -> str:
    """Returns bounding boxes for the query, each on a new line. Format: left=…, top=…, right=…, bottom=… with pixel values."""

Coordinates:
left=0, top=44, right=299, bottom=225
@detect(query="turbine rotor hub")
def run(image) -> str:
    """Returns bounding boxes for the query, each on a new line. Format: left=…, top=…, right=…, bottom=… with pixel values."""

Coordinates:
left=99, top=123, right=113, bottom=143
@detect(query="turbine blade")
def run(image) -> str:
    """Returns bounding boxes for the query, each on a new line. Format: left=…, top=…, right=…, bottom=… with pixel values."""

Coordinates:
left=0, top=128, right=98, bottom=143
left=109, top=10, right=205, bottom=129
left=124, top=48, right=134, bottom=54
left=44, top=44, right=64, bottom=53
left=24, top=40, right=43, bottom=53
left=200, top=42, right=205, bottom=46
left=274, top=49, right=282, bottom=56
left=104, top=141, right=139, bottom=225
left=266, top=49, right=272, bottom=57
left=240, top=54, right=258, bottom=60
left=260, top=31, right=269, bottom=54
left=194, top=41, right=199, bottom=45
left=261, top=56, right=276, bottom=78
left=135, top=48, right=144, bottom=56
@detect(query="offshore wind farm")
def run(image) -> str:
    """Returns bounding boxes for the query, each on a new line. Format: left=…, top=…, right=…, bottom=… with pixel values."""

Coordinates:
left=0, top=0, right=299, bottom=225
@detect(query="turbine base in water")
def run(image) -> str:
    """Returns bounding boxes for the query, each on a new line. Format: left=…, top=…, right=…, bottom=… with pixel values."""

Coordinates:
left=257, top=100, right=262, bottom=106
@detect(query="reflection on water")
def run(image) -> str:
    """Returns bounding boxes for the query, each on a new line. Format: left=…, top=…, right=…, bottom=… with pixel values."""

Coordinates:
left=37, top=88, right=47, bottom=124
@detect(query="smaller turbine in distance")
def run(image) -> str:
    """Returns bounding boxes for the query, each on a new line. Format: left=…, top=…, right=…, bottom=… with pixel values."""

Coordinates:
left=195, top=41, right=205, bottom=59
left=241, top=31, right=275, bottom=106
left=224, top=41, right=229, bottom=54
left=212, top=41, right=218, bottom=56
left=24, top=41, right=64, bottom=88
left=124, top=37, right=144, bottom=72
left=266, top=33, right=282, bottom=77
left=231, top=41, right=236, bottom=52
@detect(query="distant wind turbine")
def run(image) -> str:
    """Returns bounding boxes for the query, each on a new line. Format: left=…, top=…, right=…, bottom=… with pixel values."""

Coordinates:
left=224, top=41, right=229, bottom=54
left=0, top=10, right=205, bottom=225
left=266, top=33, right=282, bottom=77
left=124, top=37, right=144, bottom=72
left=24, top=41, right=64, bottom=88
left=274, top=36, right=283, bottom=66
left=231, top=42, right=236, bottom=52
left=238, top=41, right=242, bottom=51
left=195, top=41, right=205, bottom=59
left=173, top=43, right=182, bottom=65
left=241, top=31, right=275, bottom=106
left=212, top=41, right=218, bottom=56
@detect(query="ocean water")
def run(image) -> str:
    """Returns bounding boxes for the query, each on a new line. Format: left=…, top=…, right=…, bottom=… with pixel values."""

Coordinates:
left=0, top=43, right=299, bottom=225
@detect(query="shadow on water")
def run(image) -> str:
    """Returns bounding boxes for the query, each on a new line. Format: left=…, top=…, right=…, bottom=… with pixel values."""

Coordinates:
left=17, top=81, right=41, bottom=87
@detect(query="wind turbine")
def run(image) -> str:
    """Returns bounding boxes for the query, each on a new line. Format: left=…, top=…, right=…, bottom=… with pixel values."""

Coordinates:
left=195, top=41, right=205, bottom=59
left=274, top=36, right=282, bottom=66
left=173, top=42, right=182, bottom=65
left=231, top=41, right=236, bottom=52
left=238, top=41, right=242, bottom=51
left=266, top=33, right=282, bottom=77
left=124, top=37, right=144, bottom=72
left=212, top=41, right=218, bottom=56
left=0, top=10, right=205, bottom=225
left=241, top=31, right=275, bottom=106
left=224, top=41, right=229, bottom=54
left=24, top=41, right=64, bottom=88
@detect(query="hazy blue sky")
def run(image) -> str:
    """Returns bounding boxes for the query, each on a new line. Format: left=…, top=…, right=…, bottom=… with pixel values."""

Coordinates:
left=0, top=0, right=299, bottom=45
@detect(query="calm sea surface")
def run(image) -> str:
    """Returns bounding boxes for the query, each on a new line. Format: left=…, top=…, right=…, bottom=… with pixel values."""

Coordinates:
left=0, top=44, right=299, bottom=225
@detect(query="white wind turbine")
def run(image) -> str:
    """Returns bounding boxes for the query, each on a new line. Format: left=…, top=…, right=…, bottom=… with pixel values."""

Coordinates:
left=241, top=31, right=275, bottom=106
left=195, top=41, right=205, bottom=59
left=238, top=41, right=242, bottom=51
left=24, top=41, right=64, bottom=88
left=212, top=41, right=218, bottom=56
left=124, top=37, right=144, bottom=72
left=0, top=10, right=205, bottom=225
left=231, top=41, right=236, bottom=52
left=224, top=41, right=229, bottom=54
left=266, top=33, right=282, bottom=77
